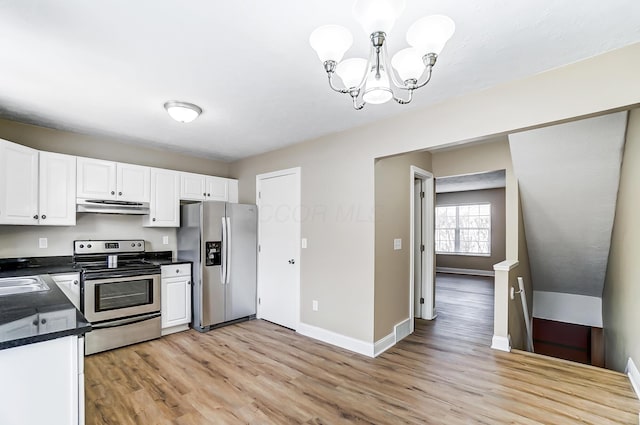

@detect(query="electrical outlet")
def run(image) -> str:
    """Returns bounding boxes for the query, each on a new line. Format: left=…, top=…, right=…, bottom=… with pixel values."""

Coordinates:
left=162, top=236, right=169, bottom=245
left=312, top=300, right=318, bottom=311
left=301, top=238, right=308, bottom=249
left=393, top=238, right=402, bottom=250
left=39, top=238, right=47, bottom=249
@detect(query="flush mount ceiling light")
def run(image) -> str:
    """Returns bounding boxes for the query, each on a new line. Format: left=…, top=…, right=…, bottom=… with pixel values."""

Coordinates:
left=163, top=101, right=202, bottom=123
left=309, top=0, right=455, bottom=110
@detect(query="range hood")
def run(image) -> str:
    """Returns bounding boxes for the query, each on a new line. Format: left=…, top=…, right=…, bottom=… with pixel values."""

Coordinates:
left=76, top=199, right=150, bottom=215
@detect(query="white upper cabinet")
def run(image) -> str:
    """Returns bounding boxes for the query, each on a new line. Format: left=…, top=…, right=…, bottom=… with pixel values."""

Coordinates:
left=38, top=152, right=76, bottom=226
left=206, top=176, right=228, bottom=202
left=180, top=172, right=207, bottom=201
left=0, top=141, right=75, bottom=226
left=144, top=168, right=179, bottom=227
left=77, top=157, right=149, bottom=202
left=0, top=140, right=39, bottom=225
left=76, top=157, right=116, bottom=200
left=228, top=179, right=238, bottom=203
left=180, top=172, right=234, bottom=202
left=117, top=163, right=150, bottom=202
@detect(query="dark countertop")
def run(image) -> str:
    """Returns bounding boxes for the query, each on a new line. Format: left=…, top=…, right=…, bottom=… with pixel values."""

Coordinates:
left=143, top=251, right=191, bottom=267
left=0, top=274, right=91, bottom=351
left=0, top=256, right=79, bottom=278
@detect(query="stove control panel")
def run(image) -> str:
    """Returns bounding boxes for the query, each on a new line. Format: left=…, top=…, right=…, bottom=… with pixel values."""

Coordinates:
left=74, top=240, right=145, bottom=255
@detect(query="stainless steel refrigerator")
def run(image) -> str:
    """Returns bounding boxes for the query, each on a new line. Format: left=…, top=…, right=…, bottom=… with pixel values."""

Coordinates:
left=177, top=201, right=257, bottom=332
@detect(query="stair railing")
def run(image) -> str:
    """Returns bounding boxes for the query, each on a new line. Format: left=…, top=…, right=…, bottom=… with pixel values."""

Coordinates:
left=513, top=277, right=534, bottom=352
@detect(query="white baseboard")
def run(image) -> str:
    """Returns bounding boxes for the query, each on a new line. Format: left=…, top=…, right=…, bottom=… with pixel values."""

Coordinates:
left=491, top=335, right=512, bottom=352
left=395, top=318, right=411, bottom=342
left=626, top=357, right=640, bottom=400
left=374, top=332, right=395, bottom=357
left=297, top=322, right=374, bottom=357
left=436, top=267, right=495, bottom=277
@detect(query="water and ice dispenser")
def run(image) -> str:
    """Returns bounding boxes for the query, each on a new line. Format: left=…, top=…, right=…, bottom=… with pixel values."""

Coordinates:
left=205, top=241, right=222, bottom=266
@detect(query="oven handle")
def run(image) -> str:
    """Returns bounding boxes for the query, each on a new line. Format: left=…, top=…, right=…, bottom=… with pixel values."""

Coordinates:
left=91, top=312, right=161, bottom=329
left=83, top=274, right=161, bottom=285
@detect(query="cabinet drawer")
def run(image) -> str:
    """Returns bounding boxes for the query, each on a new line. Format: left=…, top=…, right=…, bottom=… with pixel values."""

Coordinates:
left=161, top=263, right=191, bottom=278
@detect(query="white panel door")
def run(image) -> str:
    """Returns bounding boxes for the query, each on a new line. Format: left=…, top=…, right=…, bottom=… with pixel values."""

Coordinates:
left=180, top=172, right=206, bottom=201
left=0, top=140, right=39, bottom=225
left=206, top=176, right=228, bottom=201
left=257, top=168, right=300, bottom=330
left=39, top=152, right=76, bottom=226
left=76, top=157, right=116, bottom=199
left=117, top=163, right=150, bottom=202
left=145, top=168, right=179, bottom=227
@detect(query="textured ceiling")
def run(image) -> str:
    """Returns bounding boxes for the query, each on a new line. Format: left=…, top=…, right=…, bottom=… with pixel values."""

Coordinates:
left=509, top=112, right=628, bottom=298
left=0, top=1, right=639, bottom=161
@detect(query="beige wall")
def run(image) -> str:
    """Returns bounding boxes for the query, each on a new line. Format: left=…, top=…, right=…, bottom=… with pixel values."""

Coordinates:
left=436, top=188, right=506, bottom=271
left=374, top=151, right=432, bottom=340
left=229, top=44, right=639, bottom=345
left=0, top=118, right=230, bottom=176
left=603, top=108, right=640, bottom=372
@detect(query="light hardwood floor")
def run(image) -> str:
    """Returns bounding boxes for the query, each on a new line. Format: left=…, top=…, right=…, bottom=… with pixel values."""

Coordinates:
left=85, top=275, right=639, bottom=424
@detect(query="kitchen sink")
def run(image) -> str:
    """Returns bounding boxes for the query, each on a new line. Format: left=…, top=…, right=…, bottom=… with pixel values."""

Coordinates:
left=0, top=276, right=50, bottom=296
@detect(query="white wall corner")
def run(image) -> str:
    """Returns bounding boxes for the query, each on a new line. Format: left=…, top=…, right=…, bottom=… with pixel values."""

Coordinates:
left=374, top=332, right=396, bottom=357
left=626, top=357, right=640, bottom=400
left=297, top=322, right=374, bottom=357
left=491, top=335, right=512, bottom=352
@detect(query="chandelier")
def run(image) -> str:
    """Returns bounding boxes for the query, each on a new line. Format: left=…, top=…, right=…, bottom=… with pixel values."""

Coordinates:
left=309, top=0, right=455, bottom=110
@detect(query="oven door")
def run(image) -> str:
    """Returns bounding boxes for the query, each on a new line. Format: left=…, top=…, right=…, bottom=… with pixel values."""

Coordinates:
left=84, top=274, right=160, bottom=323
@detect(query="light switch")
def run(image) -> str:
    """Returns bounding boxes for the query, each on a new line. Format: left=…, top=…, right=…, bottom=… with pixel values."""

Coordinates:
left=162, top=236, right=169, bottom=245
left=39, top=238, right=48, bottom=249
left=301, top=238, right=308, bottom=249
left=393, top=238, right=402, bottom=250
left=312, top=300, right=318, bottom=311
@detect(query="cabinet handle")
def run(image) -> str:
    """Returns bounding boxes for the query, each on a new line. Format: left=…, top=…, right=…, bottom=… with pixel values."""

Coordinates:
left=73, top=280, right=78, bottom=285
left=203, top=192, right=206, bottom=196
left=119, top=191, right=123, bottom=196
left=187, top=281, right=191, bottom=285
left=152, top=218, right=156, bottom=222
left=32, top=319, right=38, bottom=326
left=111, top=191, right=115, bottom=195
left=41, top=318, right=47, bottom=325
left=33, top=214, right=38, bottom=219
left=207, top=193, right=211, bottom=197
left=41, top=214, right=46, bottom=220
left=176, top=269, right=180, bottom=274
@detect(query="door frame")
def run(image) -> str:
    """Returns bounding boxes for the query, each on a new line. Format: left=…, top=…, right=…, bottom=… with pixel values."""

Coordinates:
left=255, top=167, right=301, bottom=330
left=409, top=166, right=436, bottom=332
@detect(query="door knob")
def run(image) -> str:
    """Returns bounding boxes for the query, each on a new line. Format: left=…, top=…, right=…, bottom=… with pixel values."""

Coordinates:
left=288, top=259, right=295, bottom=264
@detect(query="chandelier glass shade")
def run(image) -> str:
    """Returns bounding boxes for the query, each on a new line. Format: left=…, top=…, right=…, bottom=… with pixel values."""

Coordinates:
left=310, top=0, right=455, bottom=110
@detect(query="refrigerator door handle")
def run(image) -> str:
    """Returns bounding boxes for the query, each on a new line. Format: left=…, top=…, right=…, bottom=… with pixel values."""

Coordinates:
left=226, top=217, right=232, bottom=284
left=221, top=216, right=227, bottom=284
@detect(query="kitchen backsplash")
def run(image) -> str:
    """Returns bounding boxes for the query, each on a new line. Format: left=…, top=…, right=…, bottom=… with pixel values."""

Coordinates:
left=0, top=214, right=177, bottom=258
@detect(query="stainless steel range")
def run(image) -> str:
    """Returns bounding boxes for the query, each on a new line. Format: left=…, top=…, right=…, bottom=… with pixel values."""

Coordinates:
left=74, top=240, right=161, bottom=355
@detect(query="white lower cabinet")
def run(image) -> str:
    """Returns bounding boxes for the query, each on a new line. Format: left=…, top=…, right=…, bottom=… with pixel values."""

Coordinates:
left=161, top=264, right=192, bottom=335
left=0, top=335, right=84, bottom=425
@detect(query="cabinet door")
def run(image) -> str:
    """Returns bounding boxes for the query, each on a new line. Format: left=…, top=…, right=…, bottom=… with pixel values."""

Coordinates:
left=162, top=276, right=191, bottom=328
left=228, top=179, right=238, bottom=203
left=39, top=152, right=76, bottom=226
left=0, top=140, right=39, bottom=225
left=180, top=172, right=206, bottom=201
left=206, top=176, right=228, bottom=201
left=117, top=163, right=150, bottom=202
left=144, top=168, right=179, bottom=227
left=76, top=157, right=116, bottom=200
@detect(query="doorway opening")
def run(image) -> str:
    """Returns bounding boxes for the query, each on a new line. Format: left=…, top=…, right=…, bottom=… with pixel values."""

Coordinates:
left=409, top=166, right=435, bottom=330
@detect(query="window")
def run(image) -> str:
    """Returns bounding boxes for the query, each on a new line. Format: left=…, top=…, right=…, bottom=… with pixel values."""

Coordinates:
left=435, top=203, right=491, bottom=255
